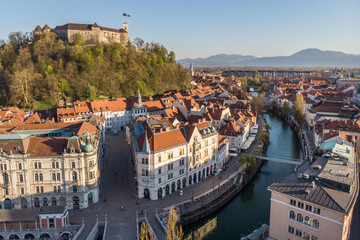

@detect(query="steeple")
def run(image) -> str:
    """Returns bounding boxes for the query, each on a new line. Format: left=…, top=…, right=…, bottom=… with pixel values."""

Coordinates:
left=137, top=89, right=142, bottom=105
left=189, top=61, right=194, bottom=76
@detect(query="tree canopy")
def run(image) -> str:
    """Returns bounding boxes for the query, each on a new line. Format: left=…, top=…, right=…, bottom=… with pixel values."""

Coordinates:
left=0, top=32, right=191, bottom=109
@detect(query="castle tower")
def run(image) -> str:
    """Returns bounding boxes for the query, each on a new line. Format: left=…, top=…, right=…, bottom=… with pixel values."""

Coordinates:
left=123, top=22, right=128, bottom=32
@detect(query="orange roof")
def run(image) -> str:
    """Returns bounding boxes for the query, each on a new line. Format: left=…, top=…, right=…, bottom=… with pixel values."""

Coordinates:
left=57, top=108, right=76, bottom=119
left=24, top=113, right=41, bottom=124
left=142, top=100, right=165, bottom=112
left=91, top=98, right=127, bottom=112
left=150, top=129, right=187, bottom=151
left=27, top=137, right=69, bottom=156
left=74, top=101, right=92, bottom=114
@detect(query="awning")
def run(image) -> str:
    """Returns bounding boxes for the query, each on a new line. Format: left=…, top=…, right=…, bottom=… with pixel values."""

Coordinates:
left=241, top=136, right=255, bottom=150
left=230, top=148, right=238, bottom=151
left=229, top=153, right=238, bottom=157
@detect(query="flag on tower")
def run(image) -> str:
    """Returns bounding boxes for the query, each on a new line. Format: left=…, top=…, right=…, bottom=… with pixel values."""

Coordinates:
left=123, top=13, right=131, bottom=17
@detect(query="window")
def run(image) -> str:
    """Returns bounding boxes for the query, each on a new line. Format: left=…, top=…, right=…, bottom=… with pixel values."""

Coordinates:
left=297, top=213, right=303, bottom=222
left=304, top=216, right=311, bottom=225
left=158, top=178, right=161, bottom=184
left=212, top=146, right=215, bottom=153
left=73, top=186, right=77, bottom=193
left=289, top=210, right=295, bottom=220
left=4, top=188, right=8, bottom=195
left=58, top=186, right=61, bottom=193
left=158, top=168, right=162, bottom=174
left=204, top=149, right=208, bottom=156
left=212, top=137, right=215, bottom=144
left=312, top=219, right=319, bottom=229
left=298, top=202, right=304, bottom=209
left=39, top=173, right=43, bottom=181
left=295, top=229, right=302, bottom=237
left=168, top=152, right=173, bottom=159
left=190, top=147, right=192, bottom=153
left=288, top=226, right=294, bottom=234
left=72, top=171, right=78, bottom=181
left=180, top=159, right=185, bottom=166
left=72, top=162, right=75, bottom=168
left=36, top=186, right=39, bottom=193
left=56, top=162, right=59, bottom=168
left=305, top=204, right=312, bottom=212
left=19, top=174, right=23, bottom=182
left=57, top=173, right=61, bottom=181
left=180, top=149, right=184, bottom=155
left=205, top=140, right=208, bottom=147
left=3, top=173, right=8, bottom=184
left=40, top=186, right=44, bottom=193
left=34, top=163, right=37, bottom=169
left=21, top=187, right=24, bottom=194
left=18, top=163, right=22, bottom=170
left=168, top=173, right=173, bottom=179
left=52, top=173, right=56, bottom=181
left=3, top=164, right=6, bottom=170
left=54, top=186, right=57, bottom=193
left=290, top=199, right=296, bottom=206
left=179, top=169, right=184, bottom=175
left=168, top=163, right=173, bottom=170
left=89, top=161, right=94, bottom=167
left=313, top=207, right=321, bottom=215
left=303, top=232, right=310, bottom=240
left=52, top=162, right=55, bottom=168
left=0, top=164, right=2, bottom=170
left=158, top=155, right=161, bottom=163
left=142, top=169, right=148, bottom=176
left=38, top=162, right=41, bottom=169
left=89, top=171, right=94, bottom=179
left=49, top=218, right=55, bottom=228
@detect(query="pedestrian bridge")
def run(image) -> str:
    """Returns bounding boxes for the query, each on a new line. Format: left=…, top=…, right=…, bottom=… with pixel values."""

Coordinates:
left=256, top=154, right=303, bottom=165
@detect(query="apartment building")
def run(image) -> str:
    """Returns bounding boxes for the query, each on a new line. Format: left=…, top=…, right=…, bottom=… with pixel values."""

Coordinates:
left=268, top=141, right=358, bottom=240
left=0, top=121, right=103, bottom=210
left=129, top=117, right=219, bottom=200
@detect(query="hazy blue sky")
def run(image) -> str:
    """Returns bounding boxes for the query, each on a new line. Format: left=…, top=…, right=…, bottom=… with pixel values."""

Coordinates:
left=1, top=0, right=359, bottom=59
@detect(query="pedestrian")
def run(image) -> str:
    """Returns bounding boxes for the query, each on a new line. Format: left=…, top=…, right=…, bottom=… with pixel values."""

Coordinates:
left=121, top=206, right=124, bottom=211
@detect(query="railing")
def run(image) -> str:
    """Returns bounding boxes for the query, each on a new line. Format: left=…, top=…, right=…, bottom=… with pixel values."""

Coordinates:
left=72, top=224, right=85, bottom=240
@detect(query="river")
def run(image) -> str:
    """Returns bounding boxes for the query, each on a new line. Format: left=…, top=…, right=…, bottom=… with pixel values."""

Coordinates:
left=184, top=113, right=303, bottom=240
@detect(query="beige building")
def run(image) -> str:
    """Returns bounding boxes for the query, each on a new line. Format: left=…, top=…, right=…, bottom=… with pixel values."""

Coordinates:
left=0, top=121, right=103, bottom=210
left=268, top=141, right=358, bottom=240
left=128, top=116, right=219, bottom=200
left=34, top=22, right=129, bottom=45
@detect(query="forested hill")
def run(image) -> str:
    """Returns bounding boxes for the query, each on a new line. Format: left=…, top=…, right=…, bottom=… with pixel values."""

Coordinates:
left=0, top=32, right=190, bottom=110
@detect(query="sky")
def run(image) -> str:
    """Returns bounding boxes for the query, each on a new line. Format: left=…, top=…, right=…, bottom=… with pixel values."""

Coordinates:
left=0, top=0, right=359, bottom=59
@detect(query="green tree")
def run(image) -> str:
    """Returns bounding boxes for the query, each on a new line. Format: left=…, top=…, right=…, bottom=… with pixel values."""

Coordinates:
left=166, top=206, right=183, bottom=240
left=294, top=93, right=305, bottom=126
left=251, top=95, right=265, bottom=114
left=71, top=33, right=83, bottom=46
left=238, top=154, right=257, bottom=173
left=259, top=132, right=270, bottom=145
left=264, top=123, right=272, bottom=131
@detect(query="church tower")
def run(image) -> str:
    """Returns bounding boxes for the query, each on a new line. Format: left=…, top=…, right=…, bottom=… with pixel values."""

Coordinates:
left=189, top=61, right=194, bottom=76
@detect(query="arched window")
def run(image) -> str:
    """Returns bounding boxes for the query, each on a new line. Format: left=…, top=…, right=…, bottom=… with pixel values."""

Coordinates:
left=297, top=213, right=303, bottom=222
left=52, top=173, right=56, bottom=181
left=57, top=173, right=61, bottom=181
left=312, top=219, right=319, bottom=229
left=72, top=171, right=78, bottom=181
left=57, top=186, right=61, bottom=193
left=289, top=210, right=295, bottom=219
left=305, top=216, right=311, bottom=225
left=52, top=162, right=55, bottom=168
left=35, top=174, right=39, bottom=181
left=19, top=174, right=23, bottom=182
left=39, top=173, right=43, bottom=181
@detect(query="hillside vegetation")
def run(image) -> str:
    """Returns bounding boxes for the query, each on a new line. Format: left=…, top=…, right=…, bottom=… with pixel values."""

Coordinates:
left=0, top=32, right=190, bottom=109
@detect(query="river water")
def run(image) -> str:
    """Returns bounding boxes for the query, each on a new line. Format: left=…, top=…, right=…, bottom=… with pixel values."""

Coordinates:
left=184, top=113, right=303, bottom=240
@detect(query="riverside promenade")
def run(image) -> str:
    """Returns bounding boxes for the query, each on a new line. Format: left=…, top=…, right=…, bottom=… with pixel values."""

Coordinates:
left=68, top=117, right=264, bottom=239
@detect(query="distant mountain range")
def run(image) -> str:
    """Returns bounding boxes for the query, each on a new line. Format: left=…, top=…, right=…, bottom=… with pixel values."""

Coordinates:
left=177, top=49, right=360, bottom=67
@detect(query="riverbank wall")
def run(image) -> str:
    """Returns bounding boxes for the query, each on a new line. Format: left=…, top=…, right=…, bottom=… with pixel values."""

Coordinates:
left=180, top=159, right=264, bottom=226
left=179, top=117, right=266, bottom=226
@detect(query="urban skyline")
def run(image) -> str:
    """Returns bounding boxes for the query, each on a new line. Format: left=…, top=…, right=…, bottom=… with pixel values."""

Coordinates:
left=0, top=0, right=359, bottom=59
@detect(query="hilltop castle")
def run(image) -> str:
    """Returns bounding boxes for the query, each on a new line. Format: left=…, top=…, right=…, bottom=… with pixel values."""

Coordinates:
left=33, top=22, right=129, bottom=45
